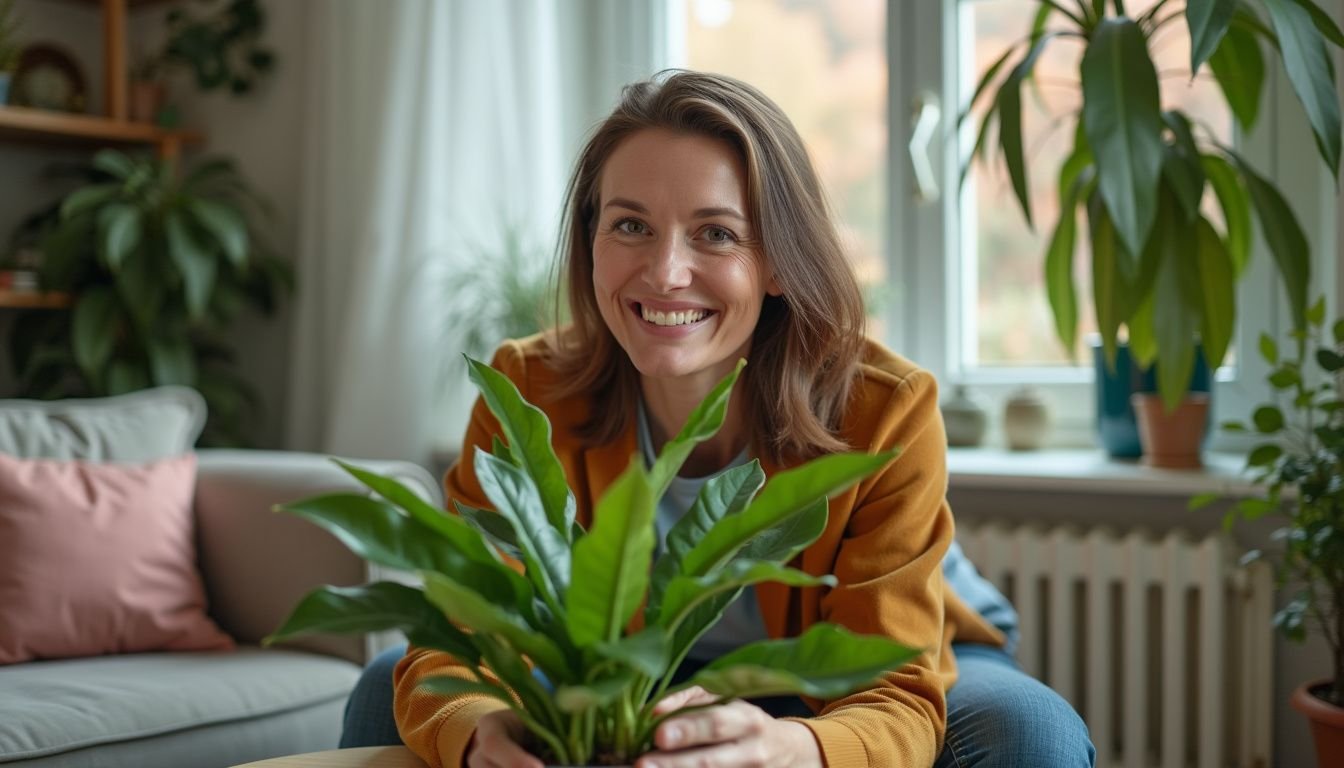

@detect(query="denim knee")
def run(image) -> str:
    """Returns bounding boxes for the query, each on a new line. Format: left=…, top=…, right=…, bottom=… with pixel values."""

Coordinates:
left=340, top=643, right=408, bottom=748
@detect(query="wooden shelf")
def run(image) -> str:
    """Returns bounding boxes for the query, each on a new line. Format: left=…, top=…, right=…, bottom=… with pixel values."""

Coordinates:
left=0, top=290, right=73, bottom=310
left=0, top=106, right=200, bottom=156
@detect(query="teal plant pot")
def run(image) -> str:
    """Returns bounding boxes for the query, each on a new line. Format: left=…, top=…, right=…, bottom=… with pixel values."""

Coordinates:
left=1092, top=338, right=1211, bottom=459
left=0, top=72, right=10, bottom=105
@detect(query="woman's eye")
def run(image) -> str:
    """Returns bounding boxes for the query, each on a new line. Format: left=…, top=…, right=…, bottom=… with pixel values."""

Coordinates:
left=703, top=226, right=735, bottom=244
left=614, top=218, right=647, bottom=235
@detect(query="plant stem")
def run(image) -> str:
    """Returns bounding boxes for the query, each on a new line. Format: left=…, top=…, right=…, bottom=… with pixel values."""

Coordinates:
left=1136, top=0, right=1173, bottom=30
left=1043, top=0, right=1088, bottom=29
left=1113, top=0, right=1127, bottom=17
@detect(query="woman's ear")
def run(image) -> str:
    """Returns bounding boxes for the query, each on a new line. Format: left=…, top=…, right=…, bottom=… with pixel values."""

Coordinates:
left=766, top=274, right=782, bottom=297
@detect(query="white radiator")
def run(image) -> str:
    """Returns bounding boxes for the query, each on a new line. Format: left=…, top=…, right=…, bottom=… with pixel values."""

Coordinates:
left=956, top=522, right=1274, bottom=768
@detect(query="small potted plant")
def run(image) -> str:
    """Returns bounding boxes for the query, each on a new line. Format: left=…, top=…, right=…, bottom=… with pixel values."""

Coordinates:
left=1210, top=296, right=1344, bottom=767
left=0, top=0, right=21, bottom=105
left=266, top=358, right=919, bottom=766
left=967, top=0, right=1339, bottom=465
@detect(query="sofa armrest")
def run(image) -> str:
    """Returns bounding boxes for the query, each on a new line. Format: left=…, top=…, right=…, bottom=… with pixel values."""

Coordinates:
left=194, top=449, right=442, bottom=665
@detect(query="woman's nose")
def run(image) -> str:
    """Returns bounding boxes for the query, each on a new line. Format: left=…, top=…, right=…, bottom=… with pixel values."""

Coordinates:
left=643, top=236, right=693, bottom=292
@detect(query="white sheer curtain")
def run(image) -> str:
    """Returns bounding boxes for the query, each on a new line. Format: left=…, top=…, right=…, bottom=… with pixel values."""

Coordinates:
left=286, top=0, right=669, bottom=465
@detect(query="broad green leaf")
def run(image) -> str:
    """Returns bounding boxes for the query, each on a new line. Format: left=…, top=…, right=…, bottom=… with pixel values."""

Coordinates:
left=1089, top=198, right=1124, bottom=371
left=1236, top=496, right=1280, bottom=519
left=465, top=356, right=575, bottom=537
left=1152, top=201, right=1200, bottom=412
left=454, top=501, right=522, bottom=560
left=420, top=676, right=517, bottom=703
left=1045, top=145, right=1090, bottom=355
left=1259, top=333, right=1280, bottom=364
left=106, top=360, right=150, bottom=396
left=1209, top=11, right=1266, bottom=131
left=649, top=360, right=744, bottom=496
left=996, top=33, right=1058, bottom=225
left=1194, top=217, right=1235, bottom=371
left=1161, top=112, right=1206, bottom=219
left=91, top=149, right=137, bottom=180
left=1232, top=154, right=1312, bottom=331
left=1082, top=19, right=1165, bottom=257
left=1201, top=154, right=1252, bottom=275
left=1128, top=291, right=1158, bottom=368
left=492, top=434, right=518, bottom=465
left=1221, top=420, right=1249, bottom=432
left=960, top=43, right=1018, bottom=127
left=1269, top=365, right=1302, bottom=389
left=60, top=183, right=120, bottom=220
left=1263, top=0, right=1341, bottom=176
left=687, top=623, right=920, bottom=701
left=1289, top=0, right=1344, bottom=48
left=475, top=449, right=571, bottom=603
left=1316, top=348, right=1344, bottom=371
left=1334, top=319, right=1344, bottom=344
left=1189, top=492, right=1220, bottom=510
left=1253, top=405, right=1286, bottom=433
left=1307, top=295, right=1327, bottom=326
left=1187, top=0, right=1238, bottom=72
left=555, top=672, right=638, bottom=713
left=97, top=203, right=142, bottom=272
left=186, top=198, right=249, bottom=270
left=72, top=287, right=118, bottom=376
left=566, top=459, right=656, bottom=647
left=165, top=210, right=217, bottom=320
left=681, top=451, right=894, bottom=578
left=147, top=336, right=196, bottom=386
left=647, top=460, right=765, bottom=621
left=1247, top=444, right=1284, bottom=467
left=114, top=249, right=164, bottom=333
left=595, top=626, right=670, bottom=679
left=266, top=582, right=478, bottom=662
left=422, top=571, right=570, bottom=677
left=660, top=560, right=834, bottom=629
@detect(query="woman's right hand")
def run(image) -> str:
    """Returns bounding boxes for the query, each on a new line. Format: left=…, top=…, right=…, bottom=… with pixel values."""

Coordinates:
left=463, top=709, right=542, bottom=768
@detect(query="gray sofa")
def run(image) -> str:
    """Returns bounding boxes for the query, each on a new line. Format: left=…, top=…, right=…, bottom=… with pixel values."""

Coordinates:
left=0, top=449, right=440, bottom=768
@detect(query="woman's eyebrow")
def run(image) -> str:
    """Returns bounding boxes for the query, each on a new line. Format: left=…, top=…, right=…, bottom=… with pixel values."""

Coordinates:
left=692, top=206, right=747, bottom=222
left=604, top=197, right=648, bottom=213
left=603, top=198, right=747, bottom=223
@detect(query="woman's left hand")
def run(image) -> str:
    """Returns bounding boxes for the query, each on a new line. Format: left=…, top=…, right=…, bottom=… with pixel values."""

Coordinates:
left=635, top=685, right=823, bottom=768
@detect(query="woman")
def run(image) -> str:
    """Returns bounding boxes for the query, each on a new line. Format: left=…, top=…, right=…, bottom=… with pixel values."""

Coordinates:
left=372, top=70, right=1093, bottom=768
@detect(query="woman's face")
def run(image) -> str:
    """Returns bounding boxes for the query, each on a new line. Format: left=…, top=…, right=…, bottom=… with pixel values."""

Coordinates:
left=591, top=128, right=779, bottom=388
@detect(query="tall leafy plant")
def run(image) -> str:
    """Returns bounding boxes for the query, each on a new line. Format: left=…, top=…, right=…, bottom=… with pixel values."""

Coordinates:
left=969, top=0, right=1338, bottom=409
left=267, top=358, right=918, bottom=766
left=8, top=149, right=292, bottom=445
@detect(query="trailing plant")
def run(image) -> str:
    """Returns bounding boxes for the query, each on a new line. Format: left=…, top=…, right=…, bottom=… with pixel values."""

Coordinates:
left=0, top=0, right=22, bottom=74
left=145, top=0, right=275, bottom=94
left=968, top=0, right=1339, bottom=410
left=267, top=358, right=919, bottom=766
left=1197, top=296, right=1344, bottom=705
left=8, top=149, right=292, bottom=446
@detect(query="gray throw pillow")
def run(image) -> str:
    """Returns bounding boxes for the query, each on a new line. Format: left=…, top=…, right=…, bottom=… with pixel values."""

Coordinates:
left=0, top=387, right=207, bottom=462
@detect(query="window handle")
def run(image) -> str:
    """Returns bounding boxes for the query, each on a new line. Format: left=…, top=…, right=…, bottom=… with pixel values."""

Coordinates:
left=908, top=92, right=942, bottom=204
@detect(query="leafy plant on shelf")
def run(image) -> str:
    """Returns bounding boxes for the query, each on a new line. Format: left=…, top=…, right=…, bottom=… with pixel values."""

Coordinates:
left=968, top=0, right=1339, bottom=409
left=0, top=0, right=22, bottom=76
left=8, top=149, right=292, bottom=446
left=1206, top=296, right=1344, bottom=706
left=149, top=0, right=276, bottom=95
left=266, top=358, right=918, bottom=766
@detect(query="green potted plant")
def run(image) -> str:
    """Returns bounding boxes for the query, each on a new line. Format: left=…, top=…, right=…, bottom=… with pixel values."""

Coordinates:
left=7, top=149, right=292, bottom=446
left=0, top=0, right=22, bottom=105
left=266, top=359, right=919, bottom=767
left=968, top=0, right=1337, bottom=465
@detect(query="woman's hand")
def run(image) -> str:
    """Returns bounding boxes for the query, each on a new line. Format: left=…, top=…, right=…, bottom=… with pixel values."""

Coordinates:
left=635, top=685, right=823, bottom=768
left=463, top=709, right=542, bottom=768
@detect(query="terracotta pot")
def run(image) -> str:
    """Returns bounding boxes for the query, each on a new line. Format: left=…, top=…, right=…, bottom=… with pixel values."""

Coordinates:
left=1292, top=680, right=1344, bottom=768
left=1130, top=392, right=1209, bottom=469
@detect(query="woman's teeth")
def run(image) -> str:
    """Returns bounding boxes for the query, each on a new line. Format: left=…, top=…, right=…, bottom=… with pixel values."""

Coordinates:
left=640, top=306, right=709, bottom=327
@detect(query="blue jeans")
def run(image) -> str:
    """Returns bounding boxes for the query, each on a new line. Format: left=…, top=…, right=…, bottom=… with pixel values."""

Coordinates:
left=342, top=643, right=1094, bottom=766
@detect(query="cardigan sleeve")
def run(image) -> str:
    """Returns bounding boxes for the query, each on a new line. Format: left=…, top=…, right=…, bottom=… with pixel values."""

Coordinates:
left=392, top=341, right=527, bottom=768
left=797, top=369, right=957, bottom=767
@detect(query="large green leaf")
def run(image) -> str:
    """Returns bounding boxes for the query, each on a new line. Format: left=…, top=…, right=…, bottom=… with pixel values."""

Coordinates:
left=1160, top=112, right=1206, bottom=222
left=97, top=204, right=143, bottom=272
left=165, top=210, right=217, bottom=320
left=1288, top=0, right=1344, bottom=47
left=1128, top=291, right=1159, bottom=368
left=114, top=248, right=165, bottom=333
left=465, top=356, right=575, bottom=538
left=1194, top=217, right=1236, bottom=372
left=1088, top=201, right=1124, bottom=371
left=1045, top=150, right=1089, bottom=354
left=1263, top=0, right=1341, bottom=176
left=659, top=560, right=834, bottom=629
left=106, top=360, right=150, bottom=396
left=1187, top=0, right=1238, bottom=72
left=475, top=449, right=571, bottom=605
left=1201, top=154, right=1252, bottom=275
left=647, top=460, right=765, bottom=622
left=996, top=33, right=1058, bottom=226
left=1152, top=204, right=1201, bottom=412
left=1081, top=18, right=1165, bottom=257
left=454, top=501, right=522, bottom=560
left=1232, top=153, right=1312, bottom=330
left=687, top=623, right=921, bottom=701
left=91, top=149, right=137, bottom=180
left=72, top=287, right=118, bottom=377
left=60, top=183, right=120, bottom=220
left=566, top=459, right=656, bottom=647
left=422, top=571, right=570, bottom=678
left=186, top=199, right=250, bottom=270
left=266, top=582, right=478, bottom=662
left=680, top=451, right=894, bottom=578
left=1208, top=11, right=1266, bottom=131
left=594, top=626, right=670, bottom=679
left=648, top=360, right=744, bottom=497
left=147, top=335, right=196, bottom=386
left=554, top=672, right=639, bottom=713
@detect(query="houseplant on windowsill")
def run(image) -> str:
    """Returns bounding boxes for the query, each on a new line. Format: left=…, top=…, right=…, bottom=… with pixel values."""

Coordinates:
left=1205, top=297, right=1344, bottom=767
left=967, top=0, right=1337, bottom=466
left=265, top=359, right=918, bottom=767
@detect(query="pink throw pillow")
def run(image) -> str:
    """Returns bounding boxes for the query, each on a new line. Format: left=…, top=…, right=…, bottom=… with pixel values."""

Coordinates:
left=0, top=452, right=234, bottom=663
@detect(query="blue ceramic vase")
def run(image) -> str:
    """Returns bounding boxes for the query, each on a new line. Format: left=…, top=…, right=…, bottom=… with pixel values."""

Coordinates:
left=1092, top=338, right=1211, bottom=459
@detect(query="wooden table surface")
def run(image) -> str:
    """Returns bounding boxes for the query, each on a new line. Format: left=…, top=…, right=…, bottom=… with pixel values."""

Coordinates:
left=230, top=747, right=429, bottom=768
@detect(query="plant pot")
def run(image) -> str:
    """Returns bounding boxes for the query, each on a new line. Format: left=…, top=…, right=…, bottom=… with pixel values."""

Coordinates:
left=0, top=71, right=10, bottom=105
left=1091, top=337, right=1211, bottom=459
left=1292, top=680, right=1344, bottom=768
left=130, top=79, right=164, bottom=124
left=1130, top=392, right=1209, bottom=469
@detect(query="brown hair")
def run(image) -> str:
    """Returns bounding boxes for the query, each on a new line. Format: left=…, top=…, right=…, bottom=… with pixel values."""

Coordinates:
left=545, top=69, right=867, bottom=463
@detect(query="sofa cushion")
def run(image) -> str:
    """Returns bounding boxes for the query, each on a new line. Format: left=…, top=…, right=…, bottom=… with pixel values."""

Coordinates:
left=0, top=648, right=360, bottom=763
left=0, top=386, right=206, bottom=462
left=0, top=453, right=233, bottom=664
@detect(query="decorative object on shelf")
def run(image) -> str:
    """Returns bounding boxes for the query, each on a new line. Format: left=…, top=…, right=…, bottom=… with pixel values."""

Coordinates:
left=10, top=42, right=87, bottom=113
left=1003, top=386, right=1048, bottom=451
left=1200, top=296, right=1344, bottom=768
left=0, top=0, right=21, bottom=106
left=941, top=384, right=988, bottom=448
left=266, top=359, right=917, bottom=767
left=7, top=149, right=293, bottom=447
left=1094, top=336, right=1211, bottom=459
left=966, top=0, right=1338, bottom=456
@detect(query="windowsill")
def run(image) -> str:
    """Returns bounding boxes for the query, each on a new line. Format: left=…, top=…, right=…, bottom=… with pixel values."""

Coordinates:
left=947, top=447, right=1257, bottom=497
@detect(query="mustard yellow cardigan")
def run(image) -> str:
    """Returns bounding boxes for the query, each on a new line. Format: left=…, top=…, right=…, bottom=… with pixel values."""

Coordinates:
left=393, top=335, right=1004, bottom=767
